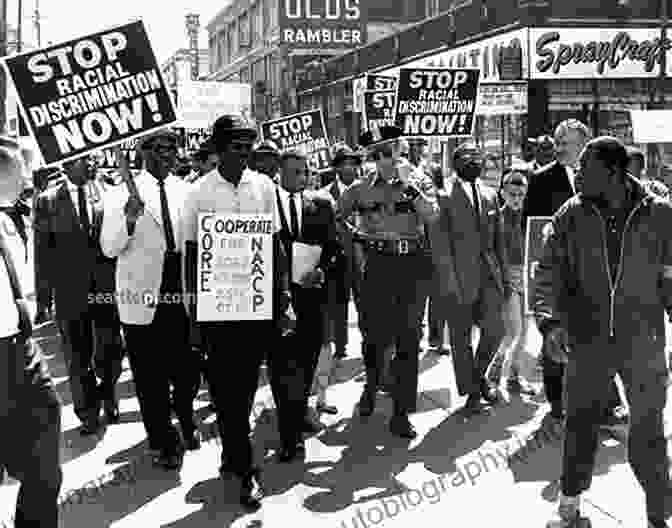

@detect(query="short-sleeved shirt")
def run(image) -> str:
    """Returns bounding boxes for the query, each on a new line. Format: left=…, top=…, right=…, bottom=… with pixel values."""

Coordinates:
left=181, top=167, right=277, bottom=245
left=339, top=164, right=437, bottom=240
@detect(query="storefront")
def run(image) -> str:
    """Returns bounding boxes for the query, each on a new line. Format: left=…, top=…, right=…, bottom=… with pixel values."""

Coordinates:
left=528, top=26, right=672, bottom=181
left=300, top=23, right=672, bottom=186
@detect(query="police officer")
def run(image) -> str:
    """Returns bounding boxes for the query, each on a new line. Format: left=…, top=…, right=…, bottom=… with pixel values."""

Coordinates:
left=339, top=125, right=439, bottom=439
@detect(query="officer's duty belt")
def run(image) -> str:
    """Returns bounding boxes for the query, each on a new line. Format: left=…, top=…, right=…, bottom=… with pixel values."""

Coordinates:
left=356, top=236, right=427, bottom=256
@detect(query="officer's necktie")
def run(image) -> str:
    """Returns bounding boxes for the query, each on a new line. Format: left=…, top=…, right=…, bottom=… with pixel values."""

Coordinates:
left=77, top=184, right=91, bottom=236
left=157, top=179, right=176, bottom=252
left=289, top=192, right=300, bottom=240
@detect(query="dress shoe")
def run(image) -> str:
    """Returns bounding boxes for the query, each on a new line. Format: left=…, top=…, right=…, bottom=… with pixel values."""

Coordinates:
left=79, top=417, right=101, bottom=436
left=316, top=402, right=338, bottom=415
left=462, top=394, right=487, bottom=416
left=183, top=430, right=202, bottom=451
left=480, top=380, right=501, bottom=404
left=334, top=349, right=347, bottom=360
left=389, top=416, right=417, bottom=439
left=507, top=376, right=537, bottom=396
left=103, top=400, right=120, bottom=424
left=599, top=405, right=629, bottom=427
left=302, top=417, right=322, bottom=434
left=649, top=517, right=670, bottom=528
left=240, top=469, right=265, bottom=511
left=153, top=451, right=182, bottom=470
left=358, top=390, right=375, bottom=417
left=277, top=442, right=306, bottom=463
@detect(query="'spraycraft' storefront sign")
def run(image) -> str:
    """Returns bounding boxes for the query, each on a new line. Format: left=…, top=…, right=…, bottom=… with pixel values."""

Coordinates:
left=529, top=27, right=669, bottom=79
left=260, top=109, right=331, bottom=172
left=197, top=213, right=274, bottom=322
left=279, top=0, right=366, bottom=49
left=393, top=68, right=480, bottom=137
left=1, top=20, right=177, bottom=166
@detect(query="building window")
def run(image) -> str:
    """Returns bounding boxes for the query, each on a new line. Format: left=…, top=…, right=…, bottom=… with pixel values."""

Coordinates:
left=240, top=67, right=250, bottom=83
left=231, top=20, right=238, bottom=57
left=268, top=0, right=278, bottom=28
left=239, top=13, right=250, bottom=48
left=251, top=3, right=263, bottom=46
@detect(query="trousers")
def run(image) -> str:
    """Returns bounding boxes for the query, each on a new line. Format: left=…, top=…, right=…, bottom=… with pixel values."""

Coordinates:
left=123, top=302, right=200, bottom=454
left=562, top=341, right=669, bottom=519
left=0, top=336, right=62, bottom=528
left=360, top=252, right=432, bottom=415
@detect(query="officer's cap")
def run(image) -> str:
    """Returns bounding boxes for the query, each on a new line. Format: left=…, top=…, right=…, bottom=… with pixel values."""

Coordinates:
left=331, top=143, right=362, bottom=167
left=252, top=140, right=280, bottom=156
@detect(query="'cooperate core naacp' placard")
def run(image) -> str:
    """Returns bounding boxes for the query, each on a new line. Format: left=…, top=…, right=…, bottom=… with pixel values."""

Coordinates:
left=197, top=213, right=273, bottom=322
left=1, top=20, right=177, bottom=166
left=393, top=68, right=480, bottom=137
left=260, top=109, right=331, bottom=172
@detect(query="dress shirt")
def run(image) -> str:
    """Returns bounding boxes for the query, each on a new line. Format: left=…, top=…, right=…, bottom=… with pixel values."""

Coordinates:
left=276, top=187, right=303, bottom=237
left=66, top=180, right=94, bottom=220
left=565, top=165, right=577, bottom=195
left=181, top=167, right=277, bottom=245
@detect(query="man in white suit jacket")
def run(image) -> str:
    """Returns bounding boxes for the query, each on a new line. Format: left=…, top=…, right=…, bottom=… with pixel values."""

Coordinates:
left=101, top=130, right=200, bottom=470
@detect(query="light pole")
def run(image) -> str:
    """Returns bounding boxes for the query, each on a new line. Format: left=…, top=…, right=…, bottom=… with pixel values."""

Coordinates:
left=0, top=0, right=7, bottom=132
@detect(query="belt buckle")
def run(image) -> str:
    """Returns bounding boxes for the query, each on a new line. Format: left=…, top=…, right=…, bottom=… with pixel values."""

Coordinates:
left=397, top=239, right=409, bottom=255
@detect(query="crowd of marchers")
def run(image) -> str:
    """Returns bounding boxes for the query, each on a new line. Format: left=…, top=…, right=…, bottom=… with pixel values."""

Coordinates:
left=1, top=115, right=672, bottom=528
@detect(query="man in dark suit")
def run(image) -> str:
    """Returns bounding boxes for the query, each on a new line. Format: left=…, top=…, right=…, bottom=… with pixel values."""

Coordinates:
left=434, top=142, right=510, bottom=416
left=35, top=155, right=124, bottom=435
left=523, top=119, right=625, bottom=428
left=275, top=149, right=340, bottom=443
left=319, top=143, right=364, bottom=360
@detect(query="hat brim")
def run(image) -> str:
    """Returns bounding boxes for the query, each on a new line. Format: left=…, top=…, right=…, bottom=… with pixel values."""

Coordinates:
left=332, top=153, right=362, bottom=166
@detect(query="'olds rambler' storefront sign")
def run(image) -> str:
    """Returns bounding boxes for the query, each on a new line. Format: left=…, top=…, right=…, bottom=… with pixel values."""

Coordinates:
left=279, top=0, right=366, bottom=48
left=529, top=28, right=669, bottom=79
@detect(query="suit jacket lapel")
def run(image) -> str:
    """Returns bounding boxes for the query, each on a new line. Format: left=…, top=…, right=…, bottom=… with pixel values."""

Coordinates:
left=329, top=182, right=341, bottom=205
left=57, top=182, right=81, bottom=234
left=276, top=188, right=290, bottom=235
left=137, top=173, right=162, bottom=228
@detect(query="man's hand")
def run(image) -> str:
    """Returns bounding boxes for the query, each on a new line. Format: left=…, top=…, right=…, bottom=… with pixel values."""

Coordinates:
left=544, top=326, right=570, bottom=364
left=15, top=298, right=33, bottom=341
left=34, top=304, right=51, bottom=325
left=300, top=268, right=325, bottom=289
left=123, top=194, right=145, bottom=235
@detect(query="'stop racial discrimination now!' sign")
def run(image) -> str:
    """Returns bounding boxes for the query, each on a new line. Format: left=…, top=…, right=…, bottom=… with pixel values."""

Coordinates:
left=393, top=68, right=480, bottom=137
left=1, top=20, right=177, bottom=166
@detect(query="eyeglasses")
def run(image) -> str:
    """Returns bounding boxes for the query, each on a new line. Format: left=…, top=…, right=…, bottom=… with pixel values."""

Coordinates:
left=150, top=143, right=178, bottom=155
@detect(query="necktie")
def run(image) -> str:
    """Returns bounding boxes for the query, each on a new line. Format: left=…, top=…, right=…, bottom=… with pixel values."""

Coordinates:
left=289, top=192, right=300, bottom=240
left=157, top=179, right=176, bottom=252
left=77, top=185, right=91, bottom=236
left=470, top=181, right=481, bottom=219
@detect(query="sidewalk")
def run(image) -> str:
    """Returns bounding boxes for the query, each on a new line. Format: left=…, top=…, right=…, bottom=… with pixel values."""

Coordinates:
left=0, top=303, right=663, bottom=528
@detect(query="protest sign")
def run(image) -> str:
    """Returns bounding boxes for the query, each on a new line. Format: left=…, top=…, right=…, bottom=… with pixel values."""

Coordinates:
left=524, top=216, right=554, bottom=313
left=197, top=213, right=274, bottom=322
left=393, top=68, right=480, bottom=137
left=1, top=20, right=177, bottom=167
left=260, top=109, right=331, bottom=172
left=93, top=138, right=139, bottom=169
left=363, top=90, right=396, bottom=131
left=178, top=81, right=251, bottom=130
left=477, top=83, right=527, bottom=116
left=366, top=74, right=397, bottom=91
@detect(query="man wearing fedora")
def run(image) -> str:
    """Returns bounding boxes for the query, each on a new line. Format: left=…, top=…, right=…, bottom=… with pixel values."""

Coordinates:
left=320, top=143, right=365, bottom=361
left=339, top=125, right=439, bottom=439
left=0, top=141, right=62, bottom=527
left=182, top=115, right=294, bottom=510
left=249, top=140, right=281, bottom=183
left=101, top=129, right=201, bottom=470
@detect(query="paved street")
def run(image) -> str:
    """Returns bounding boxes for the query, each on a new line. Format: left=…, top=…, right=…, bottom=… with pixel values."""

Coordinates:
left=1, top=295, right=670, bottom=528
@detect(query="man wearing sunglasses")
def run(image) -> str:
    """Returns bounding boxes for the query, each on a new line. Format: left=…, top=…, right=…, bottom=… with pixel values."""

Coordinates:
left=101, top=129, right=201, bottom=470
left=339, top=125, right=439, bottom=439
left=182, top=115, right=293, bottom=511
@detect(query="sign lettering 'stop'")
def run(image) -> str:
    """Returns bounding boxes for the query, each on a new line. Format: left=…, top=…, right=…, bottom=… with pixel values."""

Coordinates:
left=530, top=27, right=669, bottom=79
left=28, top=33, right=128, bottom=83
